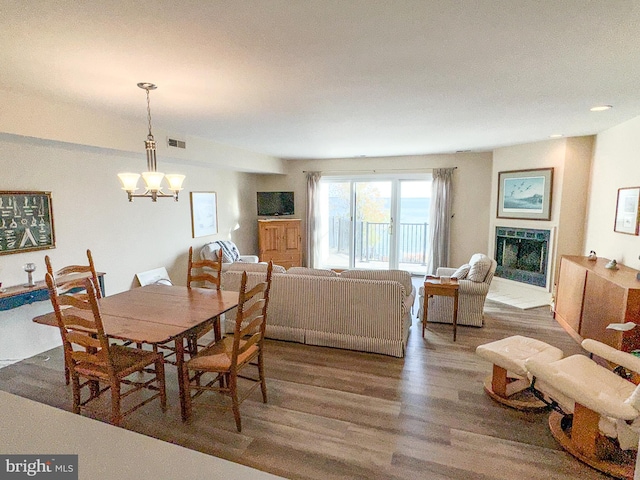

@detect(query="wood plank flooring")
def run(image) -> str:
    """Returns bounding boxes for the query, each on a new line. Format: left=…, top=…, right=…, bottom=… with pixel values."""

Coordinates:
left=0, top=300, right=610, bottom=479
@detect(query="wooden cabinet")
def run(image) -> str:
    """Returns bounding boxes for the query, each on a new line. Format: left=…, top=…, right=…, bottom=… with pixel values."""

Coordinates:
left=554, top=255, right=640, bottom=351
left=258, top=219, right=302, bottom=269
left=554, top=257, right=587, bottom=337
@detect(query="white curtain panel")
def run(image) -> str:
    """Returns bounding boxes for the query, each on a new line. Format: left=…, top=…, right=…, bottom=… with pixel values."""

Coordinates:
left=426, top=168, right=454, bottom=275
left=306, top=172, right=322, bottom=268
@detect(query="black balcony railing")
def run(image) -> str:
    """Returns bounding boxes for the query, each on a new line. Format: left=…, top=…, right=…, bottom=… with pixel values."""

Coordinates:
left=328, top=217, right=428, bottom=265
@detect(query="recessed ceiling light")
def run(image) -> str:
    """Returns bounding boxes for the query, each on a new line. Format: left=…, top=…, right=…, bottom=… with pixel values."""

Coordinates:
left=590, top=105, right=612, bottom=112
left=549, top=134, right=563, bottom=138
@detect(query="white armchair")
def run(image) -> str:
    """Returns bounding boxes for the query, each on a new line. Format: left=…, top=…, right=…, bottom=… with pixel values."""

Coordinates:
left=417, top=253, right=497, bottom=327
left=200, top=241, right=259, bottom=272
left=526, top=339, right=640, bottom=479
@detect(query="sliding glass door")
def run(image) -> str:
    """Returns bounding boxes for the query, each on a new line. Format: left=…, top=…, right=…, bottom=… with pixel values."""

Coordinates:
left=320, top=180, right=351, bottom=270
left=397, top=180, right=431, bottom=273
left=319, top=175, right=431, bottom=274
left=353, top=180, right=393, bottom=269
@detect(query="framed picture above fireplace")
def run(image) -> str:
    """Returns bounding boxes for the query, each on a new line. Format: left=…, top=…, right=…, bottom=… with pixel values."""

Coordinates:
left=497, top=168, right=553, bottom=220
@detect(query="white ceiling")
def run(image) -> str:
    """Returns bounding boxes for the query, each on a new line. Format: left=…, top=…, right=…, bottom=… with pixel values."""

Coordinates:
left=1, top=0, right=639, bottom=159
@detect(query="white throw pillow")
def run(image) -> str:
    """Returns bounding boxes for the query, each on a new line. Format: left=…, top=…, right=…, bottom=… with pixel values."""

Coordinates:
left=452, top=264, right=470, bottom=280
left=467, top=254, right=492, bottom=282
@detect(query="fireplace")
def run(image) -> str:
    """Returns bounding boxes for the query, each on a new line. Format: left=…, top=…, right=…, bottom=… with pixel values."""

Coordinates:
left=494, top=227, right=550, bottom=287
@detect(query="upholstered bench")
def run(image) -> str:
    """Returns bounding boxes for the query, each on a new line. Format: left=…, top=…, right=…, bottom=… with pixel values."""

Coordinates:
left=476, top=335, right=563, bottom=410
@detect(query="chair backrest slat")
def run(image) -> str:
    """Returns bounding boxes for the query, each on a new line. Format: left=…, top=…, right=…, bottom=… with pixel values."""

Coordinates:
left=187, top=246, right=222, bottom=290
left=57, top=293, right=93, bottom=310
left=55, top=264, right=94, bottom=276
left=240, top=315, right=264, bottom=340
left=231, top=262, right=273, bottom=367
left=240, top=299, right=265, bottom=324
left=244, top=282, right=267, bottom=299
left=45, top=272, right=113, bottom=374
left=45, top=249, right=102, bottom=299
left=60, top=312, right=100, bottom=334
left=55, top=278, right=91, bottom=296
left=240, top=318, right=263, bottom=343
left=66, top=331, right=102, bottom=350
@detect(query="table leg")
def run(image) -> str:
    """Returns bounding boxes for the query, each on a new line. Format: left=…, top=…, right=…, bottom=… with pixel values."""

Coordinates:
left=175, top=335, right=191, bottom=421
left=452, top=289, right=459, bottom=342
left=422, top=294, right=429, bottom=338
left=213, top=315, right=226, bottom=388
left=213, top=315, right=221, bottom=341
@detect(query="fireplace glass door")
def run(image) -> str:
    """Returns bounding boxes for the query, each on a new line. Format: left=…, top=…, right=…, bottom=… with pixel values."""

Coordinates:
left=494, top=227, right=550, bottom=287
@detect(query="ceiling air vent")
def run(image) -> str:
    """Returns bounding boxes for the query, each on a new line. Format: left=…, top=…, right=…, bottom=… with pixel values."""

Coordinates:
left=167, top=137, right=186, bottom=149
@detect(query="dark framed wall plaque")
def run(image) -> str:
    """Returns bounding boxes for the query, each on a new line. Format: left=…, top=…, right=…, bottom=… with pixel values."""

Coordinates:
left=0, top=191, right=56, bottom=255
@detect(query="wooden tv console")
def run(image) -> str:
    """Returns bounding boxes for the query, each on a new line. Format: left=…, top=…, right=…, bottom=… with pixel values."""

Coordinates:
left=258, top=219, right=302, bottom=269
left=554, top=255, right=640, bottom=352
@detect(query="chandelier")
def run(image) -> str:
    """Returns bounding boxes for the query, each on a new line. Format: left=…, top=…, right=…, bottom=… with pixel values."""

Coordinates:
left=118, top=83, right=185, bottom=202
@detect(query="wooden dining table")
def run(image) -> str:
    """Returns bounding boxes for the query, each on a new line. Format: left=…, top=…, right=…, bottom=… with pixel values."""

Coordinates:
left=33, top=284, right=239, bottom=421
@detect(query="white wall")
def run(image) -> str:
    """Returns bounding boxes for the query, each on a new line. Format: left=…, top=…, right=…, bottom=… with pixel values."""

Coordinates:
left=491, top=136, right=594, bottom=290
left=0, top=89, right=285, bottom=174
left=555, top=136, right=594, bottom=268
left=584, top=115, right=640, bottom=270
left=256, top=152, right=493, bottom=268
left=0, top=134, right=258, bottom=294
left=0, top=85, right=286, bottom=294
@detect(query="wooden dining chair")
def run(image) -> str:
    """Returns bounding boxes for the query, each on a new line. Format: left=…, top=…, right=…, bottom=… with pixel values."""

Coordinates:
left=45, top=249, right=102, bottom=298
left=45, top=249, right=103, bottom=384
left=185, top=261, right=273, bottom=432
left=187, top=245, right=223, bottom=289
left=45, top=273, right=167, bottom=426
left=186, top=246, right=223, bottom=354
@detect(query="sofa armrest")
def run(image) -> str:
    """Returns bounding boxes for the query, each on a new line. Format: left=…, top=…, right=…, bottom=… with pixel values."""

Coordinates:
left=403, top=294, right=415, bottom=316
left=458, top=279, right=490, bottom=295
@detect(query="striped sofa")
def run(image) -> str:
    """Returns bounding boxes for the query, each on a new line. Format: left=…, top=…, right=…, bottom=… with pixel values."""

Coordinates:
left=221, top=265, right=415, bottom=358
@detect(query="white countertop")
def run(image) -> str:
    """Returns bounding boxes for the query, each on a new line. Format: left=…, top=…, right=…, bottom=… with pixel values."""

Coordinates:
left=0, top=391, right=285, bottom=480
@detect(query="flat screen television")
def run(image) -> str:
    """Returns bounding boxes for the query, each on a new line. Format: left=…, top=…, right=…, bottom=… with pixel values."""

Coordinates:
left=257, top=191, right=294, bottom=216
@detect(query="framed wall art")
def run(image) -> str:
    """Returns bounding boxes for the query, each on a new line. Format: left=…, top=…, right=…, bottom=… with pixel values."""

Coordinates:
left=614, top=186, right=640, bottom=235
left=0, top=191, right=56, bottom=256
left=190, top=191, right=218, bottom=238
left=497, top=168, right=553, bottom=220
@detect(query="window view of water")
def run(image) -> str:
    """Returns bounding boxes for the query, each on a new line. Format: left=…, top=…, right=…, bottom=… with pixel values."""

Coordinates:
left=328, top=194, right=430, bottom=222
left=400, top=197, right=430, bottom=223
left=322, top=179, right=431, bottom=272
